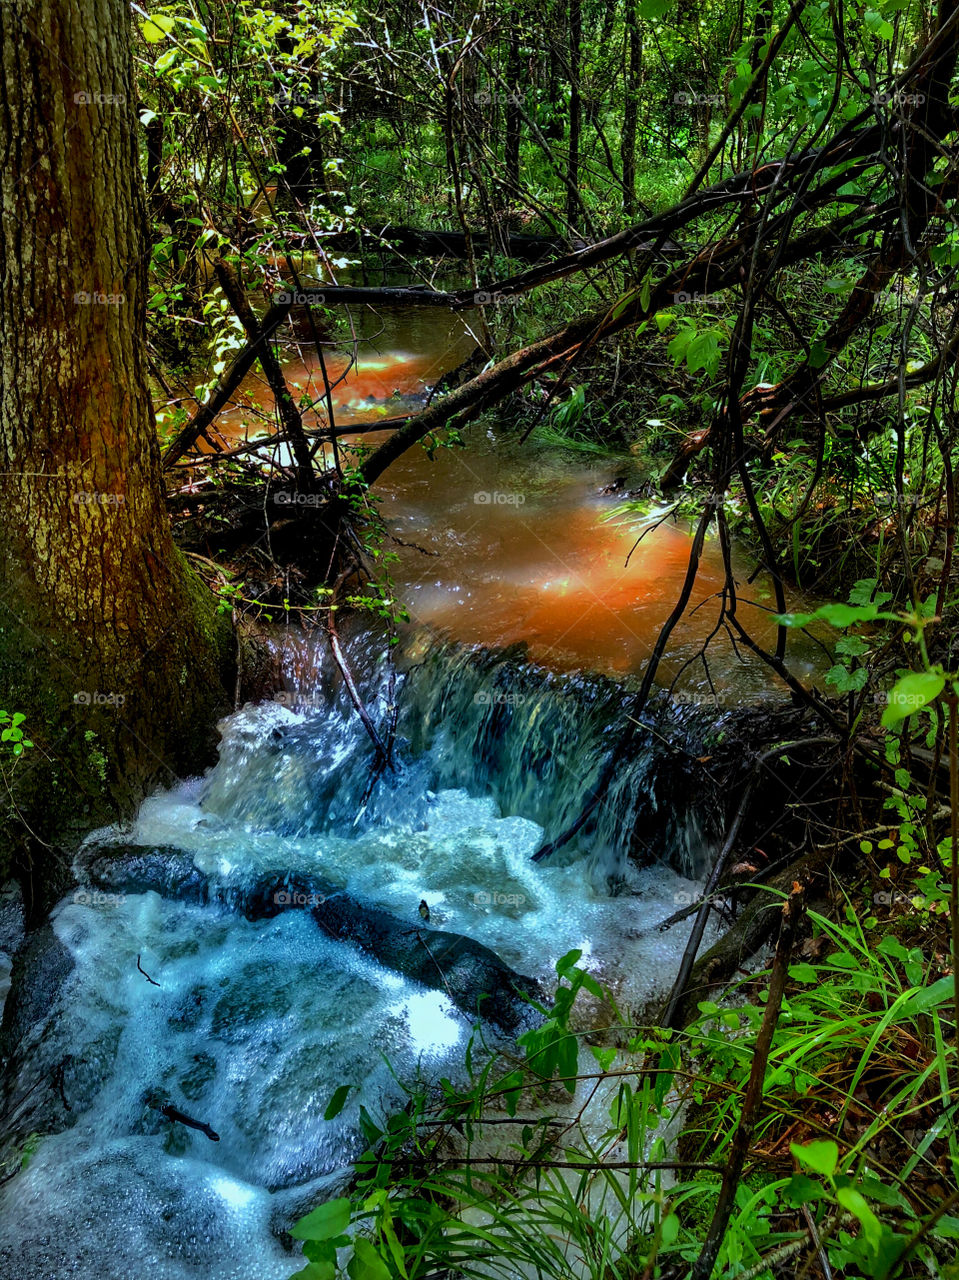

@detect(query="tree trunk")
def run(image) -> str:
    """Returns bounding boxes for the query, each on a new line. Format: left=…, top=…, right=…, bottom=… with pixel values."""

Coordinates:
left=0, top=0, right=234, bottom=901
left=621, top=0, right=642, bottom=221
left=505, top=26, right=522, bottom=197
left=565, top=0, right=582, bottom=229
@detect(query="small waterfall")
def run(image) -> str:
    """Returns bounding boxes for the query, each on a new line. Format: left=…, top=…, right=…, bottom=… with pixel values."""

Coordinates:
left=0, top=624, right=731, bottom=1280
left=208, top=626, right=724, bottom=882
left=396, top=636, right=723, bottom=881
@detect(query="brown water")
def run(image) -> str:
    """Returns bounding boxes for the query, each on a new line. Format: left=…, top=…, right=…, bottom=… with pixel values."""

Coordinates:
left=372, top=433, right=824, bottom=692
left=214, top=299, right=480, bottom=438
left=198, top=296, right=824, bottom=693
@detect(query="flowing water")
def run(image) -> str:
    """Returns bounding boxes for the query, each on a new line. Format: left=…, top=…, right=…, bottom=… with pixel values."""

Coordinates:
left=0, top=625, right=740, bottom=1279
left=202, top=274, right=824, bottom=684
left=0, top=294, right=823, bottom=1278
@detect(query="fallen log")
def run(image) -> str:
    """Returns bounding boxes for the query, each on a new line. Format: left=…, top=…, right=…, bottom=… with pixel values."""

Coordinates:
left=321, top=224, right=576, bottom=262
left=666, top=847, right=830, bottom=1029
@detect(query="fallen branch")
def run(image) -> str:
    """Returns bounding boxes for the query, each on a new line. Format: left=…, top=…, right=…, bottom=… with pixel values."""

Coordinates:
left=214, top=260, right=316, bottom=492
left=136, top=954, right=160, bottom=987
left=161, top=294, right=294, bottom=468
left=157, top=1101, right=220, bottom=1142
left=661, top=737, right=836, bottom=1030
left=327, top=615, right=392, bottom=770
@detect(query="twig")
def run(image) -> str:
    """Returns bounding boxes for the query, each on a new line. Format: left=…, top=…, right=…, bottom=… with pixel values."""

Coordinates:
left=137, top=954, right=161, bottom=987
left=327, top=616, right=392, bottom=770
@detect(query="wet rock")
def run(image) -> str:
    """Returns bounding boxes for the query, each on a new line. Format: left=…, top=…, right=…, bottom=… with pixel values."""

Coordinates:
left=0, top=924, right=77, bottom=1159
left=0, top=883, right=25, bottom=957
left=1, top=924, right=74, bottom=1060
left=79, top=845, right=210, bottom=906
left=0, top=882, right=26, bottom=1022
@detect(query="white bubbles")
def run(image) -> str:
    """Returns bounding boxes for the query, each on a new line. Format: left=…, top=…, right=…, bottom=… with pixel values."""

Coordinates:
left=402, top=990, right=464, bottom=1056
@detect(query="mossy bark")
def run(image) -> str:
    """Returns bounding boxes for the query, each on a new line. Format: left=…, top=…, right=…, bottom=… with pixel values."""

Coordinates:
left=0, top=0, right=234, bottom=908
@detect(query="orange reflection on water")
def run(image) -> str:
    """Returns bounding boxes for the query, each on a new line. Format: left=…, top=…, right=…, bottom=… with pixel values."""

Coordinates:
left=372, top=436, right=823, bottom=691
left=190, top=300, right=821, bottom=689
left=211, top=306, right=478, bottom=441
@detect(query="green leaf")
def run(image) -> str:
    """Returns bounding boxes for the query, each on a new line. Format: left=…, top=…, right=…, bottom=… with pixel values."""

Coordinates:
left=849, top=578, right=892, bottom=606
left=292, top=1197, right=352, bottom=1242
left=290, top=1262, right=336, bottom=1280
left=789, top=963, right=819, bottom=983
left=556, top=949, right=583, bottom=978
left=324, top=1085, right=352, bottom=1121
left=141, top=13, right=176, bottom=42
left=865, top=9, right=895, bottom=38
left=358, top=1105, right=383, bottom=1145
left=836, top=1185, right=882, bottom=1248
left=660, top=1212, right=680, bottom=1245
left=910, top=976, right=953, bottom=1012
left=881, top=672, right=945, bottom=726
left=825, top=664, right=868, bottom=693
left=808, top=339, right=830, bottom=368
left=686, top=330, right=721, bottom=378
left=591, top=1045, right=617, bottom=1071
left=782, top=1174, right=828, bottom=1206
left=791, top=1139, right=839, bottom=1177
left=638, top=0, right=673, bottom=19
left=348, top=1238, right=391, bottom=1280
left=775, top=602, right=893, bottom=628
left=835, top=635, right=870, bottom=657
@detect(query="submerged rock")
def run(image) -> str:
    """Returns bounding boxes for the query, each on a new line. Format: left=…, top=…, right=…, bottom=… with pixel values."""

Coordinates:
left=79, top=846, right=542, bottom=1036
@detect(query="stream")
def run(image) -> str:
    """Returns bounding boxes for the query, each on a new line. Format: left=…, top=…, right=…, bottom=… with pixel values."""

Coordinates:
left=0, top=288, right=825, bottom=1278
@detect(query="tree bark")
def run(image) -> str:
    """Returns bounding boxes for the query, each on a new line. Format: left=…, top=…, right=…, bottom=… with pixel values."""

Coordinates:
left=565, top=0, right=582, bottom=229
left=621, top=0, right=642, bottom=222
left=0, top=0, right=233, bottom=898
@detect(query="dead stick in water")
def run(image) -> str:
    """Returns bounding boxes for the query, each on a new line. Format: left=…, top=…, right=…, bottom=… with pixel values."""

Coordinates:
left=136, top=954, right=161, bottom=987
left=690, top=886, right=804, bottom=1280
left=327, top=616, right=392, bottom=770
left=161, top=296, right=294, bottom=468
left=661, top=735, right=836, bottom=1030
left=214, top=259, right=317, bottom=493
left=158, top=1102, right=220, bottom=1142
